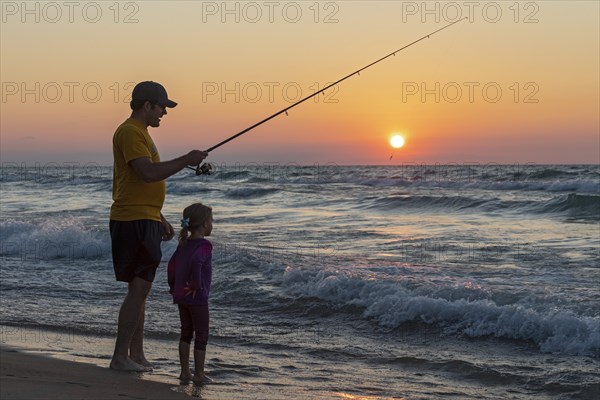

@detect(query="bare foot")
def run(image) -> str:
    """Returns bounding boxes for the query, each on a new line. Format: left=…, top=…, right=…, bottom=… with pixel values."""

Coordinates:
left=130, top=356, right=153, bottom=369
left=179, top=369, right=193, bottom=383
left=110, top=356, right=151, bottom=372
left=193, top=373, right=213, bottom=386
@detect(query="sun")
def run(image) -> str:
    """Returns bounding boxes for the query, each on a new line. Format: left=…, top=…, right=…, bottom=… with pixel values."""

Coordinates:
left=390, top=134, right=405, bottom=149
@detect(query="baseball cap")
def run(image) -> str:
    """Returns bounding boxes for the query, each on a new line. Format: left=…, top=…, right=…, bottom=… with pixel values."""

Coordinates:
left=132, top=81, right=177, bottom=108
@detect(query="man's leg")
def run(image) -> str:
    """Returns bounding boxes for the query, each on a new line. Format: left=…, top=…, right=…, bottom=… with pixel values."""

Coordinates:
left=110, top=277, right=152, bottom=371
left=130, top=302, right=152, bottom=367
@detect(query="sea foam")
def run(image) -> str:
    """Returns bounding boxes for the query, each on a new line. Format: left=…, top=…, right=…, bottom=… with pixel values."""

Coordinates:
left=0, top=217, right=111, bottom=260
left=282, top=267, right=600, bottom=357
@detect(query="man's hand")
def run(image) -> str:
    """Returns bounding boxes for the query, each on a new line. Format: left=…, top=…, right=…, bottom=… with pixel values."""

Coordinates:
left=186, top=150, right=209, bottom=166
left=160, top=215, right=175, bottom=241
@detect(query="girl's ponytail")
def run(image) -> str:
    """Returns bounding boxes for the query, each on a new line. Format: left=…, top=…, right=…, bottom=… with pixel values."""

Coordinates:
left=178, top=204, right=212, bottom=246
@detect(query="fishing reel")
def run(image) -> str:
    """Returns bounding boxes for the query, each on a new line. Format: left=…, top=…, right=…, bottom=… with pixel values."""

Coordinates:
left=194, top=162, right=214, bottom=176
left=185, top=162, right=214, bottom=176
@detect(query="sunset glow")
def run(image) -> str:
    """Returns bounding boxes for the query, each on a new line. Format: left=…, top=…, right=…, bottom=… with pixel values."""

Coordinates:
left=0, top=2, right=598, bottom=164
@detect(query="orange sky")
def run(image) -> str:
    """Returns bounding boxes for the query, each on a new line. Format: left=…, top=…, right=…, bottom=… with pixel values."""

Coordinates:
left=1, top=1, right=598, bottom=165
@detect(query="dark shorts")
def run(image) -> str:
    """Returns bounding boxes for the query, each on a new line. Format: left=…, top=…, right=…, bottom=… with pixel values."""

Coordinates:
left=109, top=219, right=162, bottom=283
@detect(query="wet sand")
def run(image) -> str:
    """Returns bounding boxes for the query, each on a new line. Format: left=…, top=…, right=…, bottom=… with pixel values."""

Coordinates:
left=0, top=346, right=190, bottom=400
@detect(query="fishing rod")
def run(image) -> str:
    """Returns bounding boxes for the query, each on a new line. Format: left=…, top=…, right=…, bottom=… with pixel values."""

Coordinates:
left=188, top=17, right=467, bottom=175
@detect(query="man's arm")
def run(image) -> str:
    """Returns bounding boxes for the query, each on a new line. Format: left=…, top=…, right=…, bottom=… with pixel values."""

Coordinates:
left=129, top=150, right=207, bottom=183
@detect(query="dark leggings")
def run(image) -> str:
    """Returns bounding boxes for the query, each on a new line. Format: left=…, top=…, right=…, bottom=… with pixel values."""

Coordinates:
left=178, top=304, right=209, bottom=351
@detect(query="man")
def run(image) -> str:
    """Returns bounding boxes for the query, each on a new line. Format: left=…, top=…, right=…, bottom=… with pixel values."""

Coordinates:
left=109, top=81, right=207, bottom=371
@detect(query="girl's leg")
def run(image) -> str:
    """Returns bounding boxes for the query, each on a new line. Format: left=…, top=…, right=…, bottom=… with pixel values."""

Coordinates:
left=193, top=348, right=210, bottom=384
left=190, top=304, right=211, bottom=384
left=178, top=304, right=194, bottom=381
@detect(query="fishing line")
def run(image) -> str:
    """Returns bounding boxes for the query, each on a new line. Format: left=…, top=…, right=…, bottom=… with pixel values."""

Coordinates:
left=187, top=17, right=467, bottom=175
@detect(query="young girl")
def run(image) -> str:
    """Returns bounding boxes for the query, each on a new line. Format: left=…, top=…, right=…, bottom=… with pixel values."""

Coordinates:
left=167, top=203, right=213, bottom=384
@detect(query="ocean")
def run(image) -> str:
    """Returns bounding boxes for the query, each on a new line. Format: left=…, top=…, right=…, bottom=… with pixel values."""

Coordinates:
left=1, top=163, right=599, bottom=399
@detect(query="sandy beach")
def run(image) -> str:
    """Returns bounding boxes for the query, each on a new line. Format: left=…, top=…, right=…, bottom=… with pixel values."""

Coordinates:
left=0, top=346, right=190, bottom=400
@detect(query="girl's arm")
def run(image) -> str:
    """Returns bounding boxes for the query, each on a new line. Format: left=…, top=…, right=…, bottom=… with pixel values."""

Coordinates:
left=190, top=242, right=212, bottom=292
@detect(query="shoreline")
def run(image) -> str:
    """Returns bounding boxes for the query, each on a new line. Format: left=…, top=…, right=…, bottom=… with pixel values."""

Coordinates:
left=0, top=345, right=191, bottom=400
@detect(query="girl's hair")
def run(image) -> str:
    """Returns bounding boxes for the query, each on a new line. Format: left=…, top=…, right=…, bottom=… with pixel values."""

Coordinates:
left=178, top=203, right=212, bottom=245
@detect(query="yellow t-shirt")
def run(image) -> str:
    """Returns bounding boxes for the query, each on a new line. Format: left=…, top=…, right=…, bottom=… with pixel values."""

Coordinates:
left=110, top=118, right=166, bottom=222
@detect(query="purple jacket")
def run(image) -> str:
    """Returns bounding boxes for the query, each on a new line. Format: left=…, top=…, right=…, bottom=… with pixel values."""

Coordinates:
left=167, top=238, right=212, bottom=305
